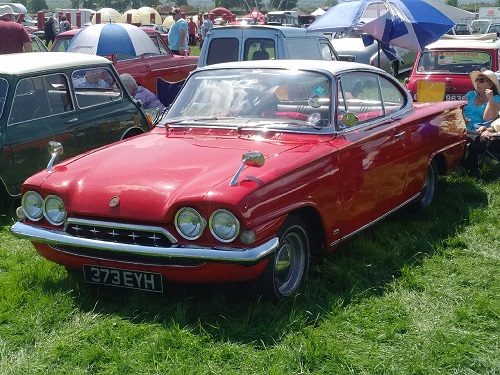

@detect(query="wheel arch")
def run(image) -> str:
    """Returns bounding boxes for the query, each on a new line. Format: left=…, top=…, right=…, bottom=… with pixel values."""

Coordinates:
left=286, top=206, right=326, bottom=256
left=120, top=127, right=145, bottom=140
left=432, top=152, right=448, bottom=175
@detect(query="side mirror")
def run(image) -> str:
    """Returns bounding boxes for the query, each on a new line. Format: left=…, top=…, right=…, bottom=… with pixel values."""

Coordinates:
left=46, top=141, right=63, bottom=171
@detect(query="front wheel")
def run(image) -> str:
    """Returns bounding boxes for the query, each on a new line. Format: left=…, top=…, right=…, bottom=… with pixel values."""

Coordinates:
left=255, top=216, right=310, bottom=301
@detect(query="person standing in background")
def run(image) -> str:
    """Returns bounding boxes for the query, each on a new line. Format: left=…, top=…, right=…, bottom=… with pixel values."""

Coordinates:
left=43, top=16, right=57, bottom=47
left=187, top=17, right=197, bottom=46
left=59, top=16, right=71, bottom=32
left=0, top=5, right=32, bottom=54
left=200, top=14, right=213, bottom=48
left=168, top=8, right=188, bottom=56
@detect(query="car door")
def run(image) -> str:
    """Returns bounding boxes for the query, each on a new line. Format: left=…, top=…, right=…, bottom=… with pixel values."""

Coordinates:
left=70, top=67, right=144, bottom=150
left=335, top=72, right=409, bottom=236
left=3, top=72, right=85, bottom=195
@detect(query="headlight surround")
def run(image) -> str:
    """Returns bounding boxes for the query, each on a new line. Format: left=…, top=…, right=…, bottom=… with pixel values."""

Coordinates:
left=21, top=191, right=44, bottom=221
left=209, top=209, right=240, bottom=243
left=43, top=195, right=67, bottom=226
left=174, top=207, right=206, bottom=240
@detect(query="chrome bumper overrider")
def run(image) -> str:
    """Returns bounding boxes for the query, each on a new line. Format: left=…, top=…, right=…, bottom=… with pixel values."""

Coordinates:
left=10, top=221, right=279, bottom=264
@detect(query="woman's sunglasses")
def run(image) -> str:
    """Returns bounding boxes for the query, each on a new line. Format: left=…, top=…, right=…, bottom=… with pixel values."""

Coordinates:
left=475, top=78, right=488, bottom=83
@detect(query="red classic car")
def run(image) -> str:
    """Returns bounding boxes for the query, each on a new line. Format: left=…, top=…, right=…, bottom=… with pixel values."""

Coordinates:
left=51, top=28, right=198, bottom=94
left=11, top=60, right=467, bottom=301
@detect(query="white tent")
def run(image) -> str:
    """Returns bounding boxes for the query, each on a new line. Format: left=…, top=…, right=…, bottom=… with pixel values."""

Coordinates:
left=311, top=7, right=326, bottom=17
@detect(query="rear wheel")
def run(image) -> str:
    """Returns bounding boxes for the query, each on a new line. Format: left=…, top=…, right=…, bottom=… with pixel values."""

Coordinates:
left=411, top=160, right=438, bottom=211
left=255, top=216, right=310, bottom=301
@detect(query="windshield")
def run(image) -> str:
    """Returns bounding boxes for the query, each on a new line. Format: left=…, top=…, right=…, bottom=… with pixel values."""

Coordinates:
left=417, top=50, right=492, bottom=73
left=164, top=68, right=332, bottom=129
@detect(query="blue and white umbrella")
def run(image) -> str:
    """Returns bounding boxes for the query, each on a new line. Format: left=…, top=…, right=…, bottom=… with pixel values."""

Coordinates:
left=67, top=23, right=158, bottom=56
left=307, top=0, right=454, bottom=52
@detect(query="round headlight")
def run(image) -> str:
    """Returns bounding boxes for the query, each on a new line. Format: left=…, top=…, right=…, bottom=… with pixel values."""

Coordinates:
left=43, top=195, right=67, bottom=226
left=174, top=207, right=206, bottom=240
left=209, top=209, right=240, bottom=243
left=21, top=191, right=44, bottom=221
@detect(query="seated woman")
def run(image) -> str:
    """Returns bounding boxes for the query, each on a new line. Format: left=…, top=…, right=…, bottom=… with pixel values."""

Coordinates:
left=462, top=70, right=500, bottom=177
left=463, top=70, right=500, bottom=129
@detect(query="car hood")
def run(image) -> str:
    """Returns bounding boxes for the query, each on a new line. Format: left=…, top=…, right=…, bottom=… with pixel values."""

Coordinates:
left=32, top=130, right=325, bottom=221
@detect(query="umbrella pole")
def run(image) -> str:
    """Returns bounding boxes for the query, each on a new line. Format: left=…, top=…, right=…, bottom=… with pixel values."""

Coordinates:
left=377, top=40, right=381, bottom=68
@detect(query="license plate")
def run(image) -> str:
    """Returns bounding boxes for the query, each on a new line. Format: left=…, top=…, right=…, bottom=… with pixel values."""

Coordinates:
left=445, top=94, right=465, bottom=101
left=83, top=265, right=163, bottom=292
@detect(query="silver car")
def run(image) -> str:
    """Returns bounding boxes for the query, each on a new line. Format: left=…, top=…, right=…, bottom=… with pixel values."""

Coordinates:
left=330, top=32, right=416, bottom=76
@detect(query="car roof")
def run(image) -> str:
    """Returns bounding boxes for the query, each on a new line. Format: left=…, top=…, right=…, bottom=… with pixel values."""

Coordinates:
left=425, top=34, right=500, bottom=50
left=0, top=52, right=112, bottom=75
left=211, top=25, right=327, bottom=38
left=196, top=59, right=384, bottom=75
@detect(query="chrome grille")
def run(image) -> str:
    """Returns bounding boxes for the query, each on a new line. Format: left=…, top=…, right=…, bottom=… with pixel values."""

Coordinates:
left=65, top=218, right=177, bottom=248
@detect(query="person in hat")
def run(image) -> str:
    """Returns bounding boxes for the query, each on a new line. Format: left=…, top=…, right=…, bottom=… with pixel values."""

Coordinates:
left=462, top=70, right=500, bottom=178
left=463, top=70, right=500, bottom=130
left=0, top=4, right=33, bottom=54
left=168, top=7, right=188, bottom=55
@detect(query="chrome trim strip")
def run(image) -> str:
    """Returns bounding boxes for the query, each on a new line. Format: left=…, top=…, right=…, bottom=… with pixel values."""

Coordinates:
left=11, top=221, right=279, bottom=264
left=341, top=194, right=418, bottom=242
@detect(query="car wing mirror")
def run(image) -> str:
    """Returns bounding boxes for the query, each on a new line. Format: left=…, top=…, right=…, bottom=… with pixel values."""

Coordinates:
left=230, top=151, right=265, bottom=186
left=47, top=141, right=64, bottom=171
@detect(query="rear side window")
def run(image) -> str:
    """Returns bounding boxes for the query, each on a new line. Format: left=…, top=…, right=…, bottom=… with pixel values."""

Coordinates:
left=71, top=67, right=121, bottom=108
left=287, top=39, right=322, bottom=60
left=244, top=38, right=275, bottom=61
left=207, top=38, right=239, bottom=65
left=8, top=73, right=74, bottom=125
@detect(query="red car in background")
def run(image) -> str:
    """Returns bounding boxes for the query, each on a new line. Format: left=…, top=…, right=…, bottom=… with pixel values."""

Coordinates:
left=51, top=28, right=198, bottom=94
left=405, top=34, right=500, bottom=101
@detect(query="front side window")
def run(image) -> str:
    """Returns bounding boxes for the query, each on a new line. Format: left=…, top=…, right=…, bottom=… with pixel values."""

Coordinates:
left=8, top=73, right=74, bottom=125
left=417, top=50, right=491, bottom=73
left=71, top=67, right=121, bottom=108
left=337, top=72, right=405, bottom=129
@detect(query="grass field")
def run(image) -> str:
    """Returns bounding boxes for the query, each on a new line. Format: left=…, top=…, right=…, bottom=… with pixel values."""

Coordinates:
left=1, top=167, right=499, bottom=374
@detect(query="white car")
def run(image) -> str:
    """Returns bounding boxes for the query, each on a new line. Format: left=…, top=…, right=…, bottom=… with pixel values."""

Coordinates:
left=330, top=32, right=416, bottom=76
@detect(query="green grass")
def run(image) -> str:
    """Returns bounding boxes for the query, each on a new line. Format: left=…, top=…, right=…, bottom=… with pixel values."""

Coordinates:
left=1, top=170, right=499, bottom=374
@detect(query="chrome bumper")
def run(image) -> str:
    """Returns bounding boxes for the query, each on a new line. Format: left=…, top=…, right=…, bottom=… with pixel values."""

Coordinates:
left=10, top=221, right=279, bottom=264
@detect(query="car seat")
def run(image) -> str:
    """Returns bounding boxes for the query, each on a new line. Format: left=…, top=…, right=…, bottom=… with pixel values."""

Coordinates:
left=252, top=50, right=269, bottom=60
